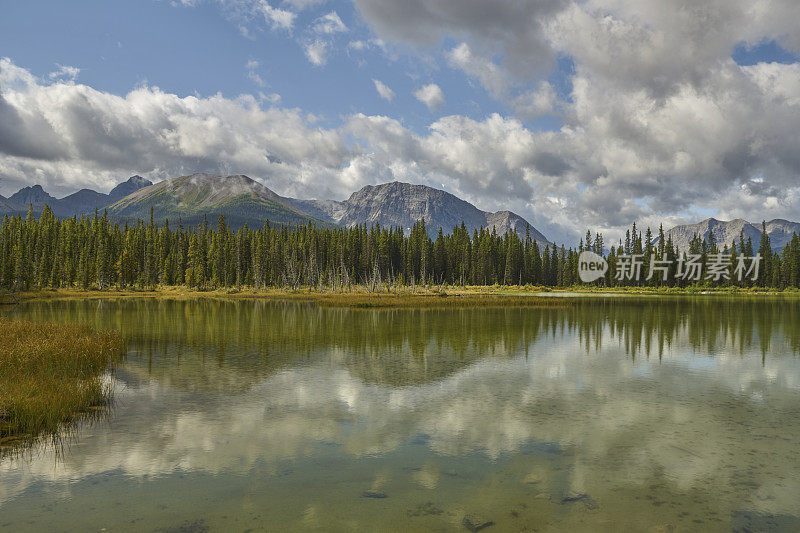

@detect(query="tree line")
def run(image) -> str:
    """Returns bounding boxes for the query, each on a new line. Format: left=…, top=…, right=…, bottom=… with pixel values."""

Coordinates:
left=1, top=205, right=800, bottom=291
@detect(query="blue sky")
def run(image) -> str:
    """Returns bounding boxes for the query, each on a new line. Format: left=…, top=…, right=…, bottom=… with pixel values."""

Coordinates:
left=1, top=0, right=800, bottom=243
left=0, top=0, right=586, bottom=136
left=0, top=0, right=525, bottom=134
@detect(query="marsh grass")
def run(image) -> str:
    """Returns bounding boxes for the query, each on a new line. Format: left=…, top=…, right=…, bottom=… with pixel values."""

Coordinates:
left=0, top=319, right=125, bottom=445
left=16, top=286, right=576, bottom=308
left=311, top=292, right=573, bottom=308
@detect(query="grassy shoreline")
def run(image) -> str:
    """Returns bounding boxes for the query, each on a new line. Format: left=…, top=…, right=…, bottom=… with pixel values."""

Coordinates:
left=5, top=284, right=798, bottom=308
left=0, top=319, right=126, bottom=445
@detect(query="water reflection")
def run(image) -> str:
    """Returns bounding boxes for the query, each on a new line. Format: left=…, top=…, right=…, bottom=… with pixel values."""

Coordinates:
left=2, top=297, right=800, bottom=531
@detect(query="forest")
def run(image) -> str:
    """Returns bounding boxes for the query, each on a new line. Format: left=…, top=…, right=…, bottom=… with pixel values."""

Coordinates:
left=2, top=205, right=800, bottom=292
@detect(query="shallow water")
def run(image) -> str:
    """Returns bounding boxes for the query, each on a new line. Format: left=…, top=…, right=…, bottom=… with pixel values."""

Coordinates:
left=2, top=297, right=800, bottom=532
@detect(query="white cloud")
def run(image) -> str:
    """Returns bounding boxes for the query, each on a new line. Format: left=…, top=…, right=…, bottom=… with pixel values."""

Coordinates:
left=0, top=58, right=350, bottom=198
left=510, top=81, right=557, bottom=118
left=446, top=43, right=508, bottom=99
left=348, top=40, right=368, bottom=52
left=8, top=0, right=800, bottom=250
left=340, top=0, right=800, bottom=241
left=312, top=11, right=347, bottom=34
left=446, top=42, right=557, bottom=117
left=372, top=79, right=395, bottom=101
left=304, top=40, right=328, bottom=66
left=351, top=0, right=566, bottom=77
left=281, top=0, right=323, bottom=9
left=245, top=59, right=266, bottom=87
left=258, top=91, right=281, bottom=104
left=176, top=0, right=297, bottom=31
left=48, top=64, right=79, bottom=83
left=414, top=83, right=445, bottom=111
left=259, top=1, right=295, bottom=29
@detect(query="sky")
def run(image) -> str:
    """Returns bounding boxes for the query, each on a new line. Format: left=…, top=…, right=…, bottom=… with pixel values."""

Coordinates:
left=1, top=0, right=800, bottom=244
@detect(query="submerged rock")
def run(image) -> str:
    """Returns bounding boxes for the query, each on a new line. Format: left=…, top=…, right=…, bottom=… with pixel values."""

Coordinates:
left=362, top=490, right=388, bottom=499
left=560, top=493, right=598, bottom=510
left=523, top=473, right=542, bottom=484
left=462, top=514, right=494, bottom=532
left=407, top=502, right=443, bottom=517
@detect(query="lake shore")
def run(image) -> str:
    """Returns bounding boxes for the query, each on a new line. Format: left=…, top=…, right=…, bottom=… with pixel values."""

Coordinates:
left=5, top=284, right=798, bottom=308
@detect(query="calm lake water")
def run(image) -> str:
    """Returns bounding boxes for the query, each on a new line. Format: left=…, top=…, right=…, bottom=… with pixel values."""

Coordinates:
left=2, top=297, right=800, bottom=532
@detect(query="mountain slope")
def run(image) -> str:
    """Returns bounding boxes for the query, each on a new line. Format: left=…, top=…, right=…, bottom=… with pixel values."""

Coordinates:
left=663, top=218, right=800, bottom=251
left=58, top=189, right=115, bottom=216
left=289, top=182, right=550, bottom=243
left=109, top=175, right=152, bottom=199
left=764, top=219, right=800, bottom=250
left=108, top=173, right=324, bottom=227
left=0, top=195, right=23, bottom=216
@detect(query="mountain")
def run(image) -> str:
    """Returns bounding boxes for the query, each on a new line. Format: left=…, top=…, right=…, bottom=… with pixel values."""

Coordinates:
left=8, top=184, right=56, bottom=212
left=662, top=218, right=800, bottom=251
left=56, top=176, right=154, bottom=216
left=763, top=219, right=800, bottom=250
left=289, top=181, right=550, bottom=243
left=3, top=176, right=549, bottom=241
left=107, top=173, right=324, bottom=227
left=109, top=175, right=152, bottom=199
left=0, top=195, right=23, bottom=216
left=57, top=188, right=115, bottom=216
left=1, top=176, right=153, bottom=218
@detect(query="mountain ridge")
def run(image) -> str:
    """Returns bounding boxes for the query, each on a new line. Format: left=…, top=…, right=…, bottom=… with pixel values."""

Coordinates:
left=3, top=175, right=548, bottom=242
left=107, top=173, right=325, bottom=227
left=1, top=176, right=153, bottom=217
left=662, top=217, right=800, bottom=251
left=288, top=181, right=550, bottom=243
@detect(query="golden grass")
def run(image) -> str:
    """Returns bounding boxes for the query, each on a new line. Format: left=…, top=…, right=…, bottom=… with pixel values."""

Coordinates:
left=13, top=286, right=575, bottom=308
left=309, top=292, right=572, bottom=308
left=0, top=319, right=125, bottom=444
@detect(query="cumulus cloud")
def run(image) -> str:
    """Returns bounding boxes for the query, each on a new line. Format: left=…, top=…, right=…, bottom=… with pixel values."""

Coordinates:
left=352, top=0, right=568, bottom=77
left=312, top=11, right=347, bottom=34
left=179, top=0, right=297, bottom=31
left=446, top=42, right=508, bottom=99
left=372, top=79, right=395, bottom=101
left=414, top=83, right=445, bottom=111
left=0, top=58, right=350, bottom=198
left=341, top=0, right=800, bottom=241
left=446, top=42, right=558, bottom=117
left=304, top=40, right=328, bottom=65
left=259, top=1, right=295, bottom=29
left=7, top=0, right=800, bottom=249
left=510, top=82, right=557, bottom=118
left=48, top=64, right=79, bottom=83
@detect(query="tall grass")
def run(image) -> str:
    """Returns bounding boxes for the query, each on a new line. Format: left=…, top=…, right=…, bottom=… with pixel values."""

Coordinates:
left=311, top=292, right=574, bottom=308
left=0, top=319, right=125, bottom=442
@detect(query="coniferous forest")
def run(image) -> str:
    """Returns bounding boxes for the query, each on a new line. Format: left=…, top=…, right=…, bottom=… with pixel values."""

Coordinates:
left=2, top=205, right=800, bottom=292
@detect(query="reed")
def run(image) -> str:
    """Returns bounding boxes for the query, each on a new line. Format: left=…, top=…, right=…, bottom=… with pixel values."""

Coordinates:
left=0, top=319, right=125, bottom=443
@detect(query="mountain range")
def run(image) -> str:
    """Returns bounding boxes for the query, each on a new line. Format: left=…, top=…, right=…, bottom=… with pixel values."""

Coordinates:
left=0, top=173, right=550, bottom=242
left=1, top=176, right=152, bottom=218
left=662, top=218, right=800, bottom=251
left=288, top=181, right=549, bottom=242
left=6, top=173, right=799, bottom=250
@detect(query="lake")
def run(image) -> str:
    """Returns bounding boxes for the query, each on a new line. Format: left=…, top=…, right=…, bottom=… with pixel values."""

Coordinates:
left=2, top=297, right=800, bottom=532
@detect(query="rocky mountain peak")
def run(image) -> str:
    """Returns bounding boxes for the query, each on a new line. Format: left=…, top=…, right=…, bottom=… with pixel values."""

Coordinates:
left=109, top=175, right=154, bottom=199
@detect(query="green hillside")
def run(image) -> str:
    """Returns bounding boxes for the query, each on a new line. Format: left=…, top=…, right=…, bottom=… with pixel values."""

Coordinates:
left=107, top=173, right=326, bottom=227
